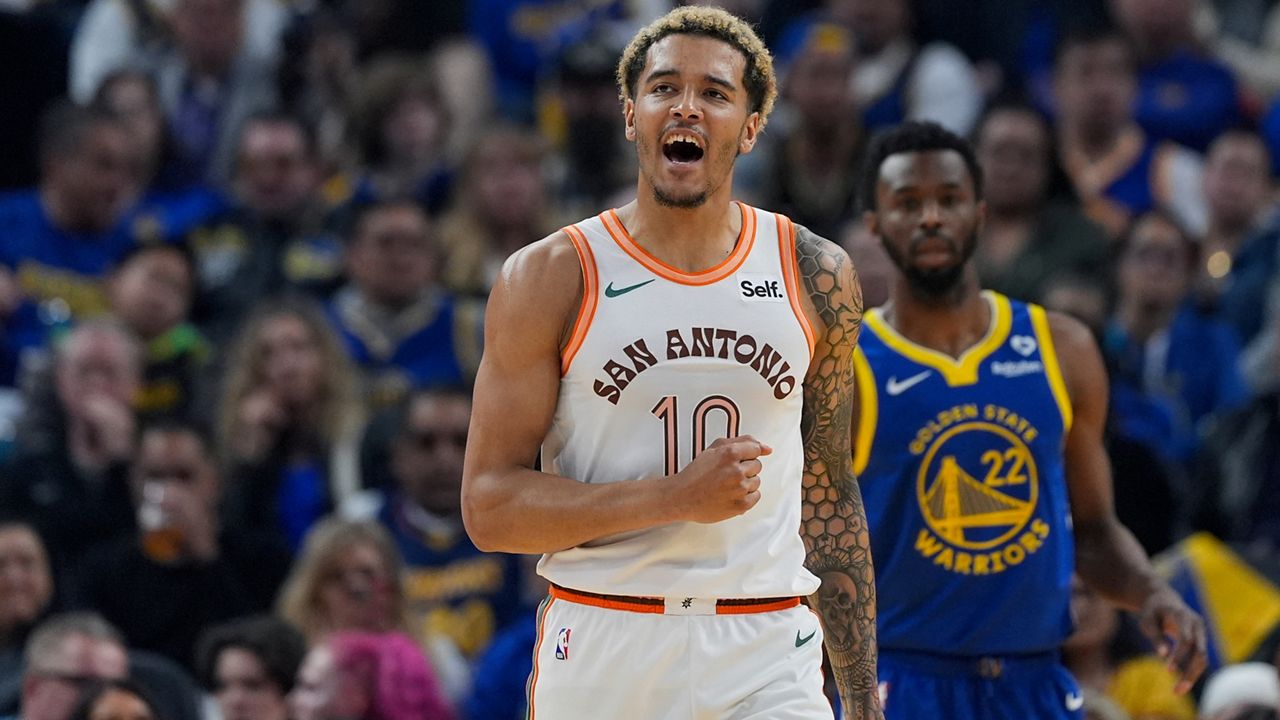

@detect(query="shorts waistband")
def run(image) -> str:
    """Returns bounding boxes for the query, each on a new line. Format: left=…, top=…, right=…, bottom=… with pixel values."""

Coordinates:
left=549, top=584, right=803, bottom=616
left=880, top=648, right=1060, bottom=680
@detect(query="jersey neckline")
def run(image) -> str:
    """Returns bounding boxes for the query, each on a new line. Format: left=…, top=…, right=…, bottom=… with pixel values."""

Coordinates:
left=599, top=201, right=756, bottom=286
left=864, top=291, right=1012, bottom=386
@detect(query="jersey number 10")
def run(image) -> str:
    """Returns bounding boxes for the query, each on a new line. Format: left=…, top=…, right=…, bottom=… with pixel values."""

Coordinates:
left=651, top=395, right=742, bottom=476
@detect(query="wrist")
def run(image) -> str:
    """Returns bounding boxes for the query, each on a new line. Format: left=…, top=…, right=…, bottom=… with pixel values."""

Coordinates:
left=640, top=474, right=687, bottom=525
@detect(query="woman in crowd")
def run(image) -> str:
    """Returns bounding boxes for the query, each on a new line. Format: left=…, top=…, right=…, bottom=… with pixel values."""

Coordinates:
left=196, top=615, right=307, bottom=720
left=275, top=519, right=404, bottom=641
left=350, top=56, right=454, bottom=214
left=218, top=299, right=363, bottom=552
left=972, top=100, right=1111, bottom=304
left=276, top=518, right=470, bottom=706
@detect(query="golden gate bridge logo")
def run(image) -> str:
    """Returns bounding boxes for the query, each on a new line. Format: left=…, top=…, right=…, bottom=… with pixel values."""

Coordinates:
left=916, top=422, right=1039, bottom=550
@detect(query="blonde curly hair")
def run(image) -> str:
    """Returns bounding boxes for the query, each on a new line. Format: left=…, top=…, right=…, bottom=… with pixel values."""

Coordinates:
left=616, top=6, right=777, bottom=127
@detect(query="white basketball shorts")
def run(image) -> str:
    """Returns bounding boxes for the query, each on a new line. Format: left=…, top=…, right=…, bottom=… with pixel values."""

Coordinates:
left=526, top=585, right=835, bottom=719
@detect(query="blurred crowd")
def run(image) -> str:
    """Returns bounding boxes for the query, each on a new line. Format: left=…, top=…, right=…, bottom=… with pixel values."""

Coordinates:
left=0, top=0, right=1278, bottom=719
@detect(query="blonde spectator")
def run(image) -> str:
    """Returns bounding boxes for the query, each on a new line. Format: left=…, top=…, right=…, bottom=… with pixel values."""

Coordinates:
left=218, top=299, right=362, bottom=552
left=275, top=518, right=470, bottom=705
left=351, top=56, right=453, bottom=213
left=275, top=519, right=405, bottom=642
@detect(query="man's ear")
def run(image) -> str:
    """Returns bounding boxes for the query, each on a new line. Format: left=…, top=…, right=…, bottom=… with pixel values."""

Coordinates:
left=738, top=112, right=761, bottom=155
left=623, top=98, right=636, bottom=142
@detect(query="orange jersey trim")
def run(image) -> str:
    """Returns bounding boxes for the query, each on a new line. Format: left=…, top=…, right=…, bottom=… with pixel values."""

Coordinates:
left=525, top=595, right=556, bottom=720
left=600, top=201, right=756, bottom=286
left=550, top=585, right=802, bottom=615
left=550, top=585, right=664, bottom=613
left=715, top=597, right=803, bottom=615
left=560, top=224, right=599, bottom=376
left=777, top=214, right=817, bottom=357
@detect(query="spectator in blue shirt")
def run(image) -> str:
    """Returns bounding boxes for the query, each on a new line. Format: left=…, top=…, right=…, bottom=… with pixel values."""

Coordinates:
left=1111, top=0, right=1243, bottom=152
left=1053, top=25, right=1208, bottom=240
left=0, top=103, right=140, bottom=329
left=1105, top=210, right=1249, bottom=464
left=329, top=201, right=481, bottom=411
left=345, top=387, right=521, bottom=664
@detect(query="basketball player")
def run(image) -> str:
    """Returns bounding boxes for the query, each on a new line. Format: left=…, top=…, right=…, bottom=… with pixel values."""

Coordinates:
left=852, top=121, right=1206, bottom=718
left=461, top=7, right=881, bottom=720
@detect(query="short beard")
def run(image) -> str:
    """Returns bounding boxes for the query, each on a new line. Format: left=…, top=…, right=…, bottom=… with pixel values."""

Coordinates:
left=882, top=229, right=978, bottom=303
left=652, top=185, right=708, bottom=209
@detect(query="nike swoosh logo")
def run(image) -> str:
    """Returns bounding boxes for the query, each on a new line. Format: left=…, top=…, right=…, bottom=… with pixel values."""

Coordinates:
left=885, top=370, right=931, bottom=396
left=604, top=279, right=656, bottom=298
left=1065, top=692, right=1083, bottom=711
left=795, top=630, right=817, bottom=647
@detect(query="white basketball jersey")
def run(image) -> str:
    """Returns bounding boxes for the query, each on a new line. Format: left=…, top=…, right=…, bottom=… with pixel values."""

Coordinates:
left=539, top=202, right=821, bottom=599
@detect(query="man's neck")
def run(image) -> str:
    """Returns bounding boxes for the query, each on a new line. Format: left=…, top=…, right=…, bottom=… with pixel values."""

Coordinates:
left=1116, top=300, right=1176, bottom=342
left=884, top=270, right=990, bottom=359
left=355, top=286, right=430, bottom=318
left=39, top=187, right=102, bottom=236
left=620, top=188, right=741, bottom=273
left=1206, top=213, right=1257, bottom=254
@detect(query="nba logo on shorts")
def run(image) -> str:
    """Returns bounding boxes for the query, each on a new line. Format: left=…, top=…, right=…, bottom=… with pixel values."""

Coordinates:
left=555, top=628, right=571, bottom=660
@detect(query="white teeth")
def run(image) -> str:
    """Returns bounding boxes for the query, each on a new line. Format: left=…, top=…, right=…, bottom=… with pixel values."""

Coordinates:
left=663, top=133, right=704, bottom=149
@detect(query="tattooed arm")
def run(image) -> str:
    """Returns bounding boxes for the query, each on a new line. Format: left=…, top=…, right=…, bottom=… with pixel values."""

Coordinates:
left=795, top=226, right=882, bottom=719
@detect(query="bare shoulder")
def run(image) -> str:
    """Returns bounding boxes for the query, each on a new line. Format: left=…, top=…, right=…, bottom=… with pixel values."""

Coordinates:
left=1043, top=310, right=1096, bottom=354
left=793, top=224, right=862, bottom=344
left=1042, top=309, right=1106, bottom=406
left=489, top=230, right=585, bottom=349
left=495, top=230, right=582, bottom=305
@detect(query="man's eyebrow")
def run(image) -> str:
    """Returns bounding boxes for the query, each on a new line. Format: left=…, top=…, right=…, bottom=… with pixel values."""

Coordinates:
left=889, top=180, right=966, bottom=194
left=643, top=68, right=678, bottom=85
left=704, top=73, right=736, bottom=90
left=642, top=69, right=739, bottom=91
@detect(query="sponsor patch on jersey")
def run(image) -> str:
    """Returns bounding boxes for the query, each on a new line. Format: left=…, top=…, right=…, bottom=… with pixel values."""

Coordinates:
left=1010, top=335, right=1038, bottom=357
left=990, top=360, right=1043, bottom=378
left=737, top=274, right=785, bottom=302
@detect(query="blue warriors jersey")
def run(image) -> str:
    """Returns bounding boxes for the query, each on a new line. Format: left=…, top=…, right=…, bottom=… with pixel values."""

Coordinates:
left=328, top=292, right=482, bottom=409
left=0, top=190, right=138, bottom=320
left=378, top=496, right=523, bottom=660
left=854, top=292, right=1075, bottom=656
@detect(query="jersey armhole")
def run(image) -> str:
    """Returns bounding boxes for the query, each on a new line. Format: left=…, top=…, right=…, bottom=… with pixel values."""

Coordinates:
left=852, top=345, right=878, bottom=476
left=560, top=225, right=599, bottom=376
left=776, top=214, right=817, bottom=358
left=1028, top=304, right=1074, bottom=433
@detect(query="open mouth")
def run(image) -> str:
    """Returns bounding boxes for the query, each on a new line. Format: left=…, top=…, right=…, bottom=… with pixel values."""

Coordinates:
left=662, top=132, right=705, bottom=164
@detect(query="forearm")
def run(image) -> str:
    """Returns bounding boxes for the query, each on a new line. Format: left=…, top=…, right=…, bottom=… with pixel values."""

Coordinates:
left=1074, top=515, right=1165, bottom=611
left=462, top=468, right=677, bottom=554
left=793, top=226, right=881, bottom=718
left=806, top=481, right=880, bottom=718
